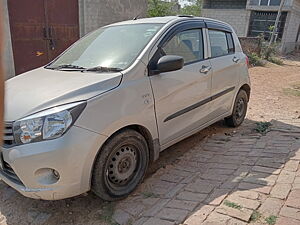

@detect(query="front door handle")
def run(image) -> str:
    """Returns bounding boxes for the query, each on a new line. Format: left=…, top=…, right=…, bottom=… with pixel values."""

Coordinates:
left=199, top=65, right=212, bottom=74
left=233, top=56, right=240, bottom=63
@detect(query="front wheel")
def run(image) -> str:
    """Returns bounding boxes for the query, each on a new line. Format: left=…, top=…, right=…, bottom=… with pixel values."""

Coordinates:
left=225, top=89, right=248, bottom=127
left=92, top=129, right=149, bottom=201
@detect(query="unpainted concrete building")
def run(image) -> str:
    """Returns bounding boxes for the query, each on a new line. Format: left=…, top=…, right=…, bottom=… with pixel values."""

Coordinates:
left=2, top=0, right=147, bottom=80
left=202, top=0, right=300, bottom=53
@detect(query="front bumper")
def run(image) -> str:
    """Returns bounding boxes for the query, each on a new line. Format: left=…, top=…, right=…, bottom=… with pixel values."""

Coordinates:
left=0, top=126, right=107, bottom=200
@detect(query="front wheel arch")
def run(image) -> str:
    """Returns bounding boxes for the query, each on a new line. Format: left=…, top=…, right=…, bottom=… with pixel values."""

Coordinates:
left=89, top=124, right=158, bottom=190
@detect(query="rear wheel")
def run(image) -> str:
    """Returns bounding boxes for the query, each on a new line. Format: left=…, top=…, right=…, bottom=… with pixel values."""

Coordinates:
left=92, top=129, right=149, bottom=201
left=225, top=89, right=248, bottom=127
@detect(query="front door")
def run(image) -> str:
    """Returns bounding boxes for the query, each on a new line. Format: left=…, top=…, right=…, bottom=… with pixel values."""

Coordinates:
left=8, top=0, right=79, bottom=75
left=150, top=27, right=212, bottom=147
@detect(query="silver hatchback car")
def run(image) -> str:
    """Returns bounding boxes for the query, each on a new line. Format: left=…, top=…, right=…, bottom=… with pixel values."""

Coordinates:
left=1, top=16, right=250, bottom=201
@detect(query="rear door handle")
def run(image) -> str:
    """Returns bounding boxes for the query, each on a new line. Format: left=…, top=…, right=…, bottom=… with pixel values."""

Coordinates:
left=233, top=57, right=240, bottom=63
left=199, top=65, right=212, bottom=74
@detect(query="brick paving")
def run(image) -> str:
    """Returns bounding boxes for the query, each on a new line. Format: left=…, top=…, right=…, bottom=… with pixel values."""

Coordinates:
left=1, top=61, right=300, bottom=225
left=111, top=119, right=300, bottom=225
left=1, top=119, right=299, bottom=225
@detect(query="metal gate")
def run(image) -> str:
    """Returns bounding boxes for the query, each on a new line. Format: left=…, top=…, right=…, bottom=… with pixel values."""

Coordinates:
left=8, top=0, right=79, bottom=75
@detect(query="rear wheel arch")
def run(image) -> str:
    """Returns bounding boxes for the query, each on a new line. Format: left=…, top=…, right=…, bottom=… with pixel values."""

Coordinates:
left=240, top=84, right=251, bottom=101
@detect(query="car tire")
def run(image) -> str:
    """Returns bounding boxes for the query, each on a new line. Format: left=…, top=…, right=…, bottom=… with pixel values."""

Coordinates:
left=91, top=129, right=149, bottom=201
left=225, top=89, right=248, bottom=127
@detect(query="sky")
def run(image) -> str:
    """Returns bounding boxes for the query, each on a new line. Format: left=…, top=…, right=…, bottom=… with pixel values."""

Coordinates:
left=164, top=0, right=195, bottom=7
left=178, top=0, right=194, bottom=6
left=178, top=0, right=188, bottom=6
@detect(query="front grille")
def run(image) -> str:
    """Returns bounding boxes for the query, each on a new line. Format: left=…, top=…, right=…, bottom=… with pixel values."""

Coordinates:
left=0, top=153, right=23, bottom=185
left=3, top=122, right=15, bottom=147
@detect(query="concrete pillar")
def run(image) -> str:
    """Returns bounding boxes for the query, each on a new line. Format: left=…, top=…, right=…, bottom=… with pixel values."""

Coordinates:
left=78, top=0, right=86, bottom=37
left=2, top=0, right=15, bottom=80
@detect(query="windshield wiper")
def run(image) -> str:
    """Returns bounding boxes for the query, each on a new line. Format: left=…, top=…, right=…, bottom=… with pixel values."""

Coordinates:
left=46, top=64, right=87, bottom=70
left=84, top=66, right=123, bottom=73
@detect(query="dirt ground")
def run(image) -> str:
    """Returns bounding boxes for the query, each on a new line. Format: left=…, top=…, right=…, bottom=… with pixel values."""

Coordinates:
left=0, top=53, right=300, bottom=225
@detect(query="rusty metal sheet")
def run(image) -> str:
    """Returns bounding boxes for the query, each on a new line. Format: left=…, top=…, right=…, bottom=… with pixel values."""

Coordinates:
left=8, top=0, right=79, bottom=75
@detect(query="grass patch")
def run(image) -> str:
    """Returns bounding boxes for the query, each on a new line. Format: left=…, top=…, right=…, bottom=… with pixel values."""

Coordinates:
left=99, top=202, right=118, bottom=225
left=265, top=215, right=277, bottom=225
left=141, top=191, right=159, bottom=198
left=283, top=83, right=300, bottom=97
left=283, top=88, right=300, bottom=97
left=255, top=122, right=272, bottom=134
left=250, top=210, right=262, bottom=222
left=223, top=200, right=242, bottom=209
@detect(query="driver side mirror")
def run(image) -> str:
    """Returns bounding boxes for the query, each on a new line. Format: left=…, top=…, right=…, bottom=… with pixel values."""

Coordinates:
left=154, top=55, right=184, bottom=75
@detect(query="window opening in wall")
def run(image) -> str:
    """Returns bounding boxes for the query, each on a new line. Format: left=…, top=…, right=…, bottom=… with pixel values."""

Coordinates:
left=248, top=11, right=287, bottom=40
left=259, top=0, right=281, bottom=6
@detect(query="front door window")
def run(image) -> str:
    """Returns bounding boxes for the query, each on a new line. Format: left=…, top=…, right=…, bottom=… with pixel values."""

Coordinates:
left=162, top=29, right=204, bottom=64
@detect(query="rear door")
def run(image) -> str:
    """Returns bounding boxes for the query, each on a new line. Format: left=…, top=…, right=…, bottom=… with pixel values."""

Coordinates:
left=149, top=22, right=213, bottom=147
left=206, top=22, right=240, bottom=117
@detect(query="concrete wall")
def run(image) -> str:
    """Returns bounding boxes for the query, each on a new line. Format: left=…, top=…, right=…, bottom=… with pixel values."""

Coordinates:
left=202, top=9, right=251, bottom=37
left=78, top=0, right=148, bottom=36
left=203, top=0, right=247, bottom=9
left=281, top=0, right=300, bottom=53
left=1, top=0, right=15, bottom=80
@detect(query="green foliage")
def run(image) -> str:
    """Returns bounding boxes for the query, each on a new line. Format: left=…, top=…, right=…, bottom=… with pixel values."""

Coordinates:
left=147, top=0, right=176, bottom=17
left=180, top=0, right=202, bottom=16
left=261, top=44, right=277, bottom=61
left=223, top=200, right=242, bottom=209
left=254, top=33, right=284, bottom=66
left=147, top=0, right=202, bottom=17
left=268, top=25, right=275, bottom=32
left=257, top=34, right=280, bottom=61
left=268, top=56, right=284, bottom=65
left=247, top=53, right=266, bottom=67
left=255, top=122, right=272, bottom=134
left=250, top=210, right=262, bottom=222
left=265, top=215, right=277, bottom=225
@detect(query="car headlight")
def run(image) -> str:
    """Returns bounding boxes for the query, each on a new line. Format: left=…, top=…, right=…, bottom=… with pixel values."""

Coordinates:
left=13, top=101, right=86, bottom=145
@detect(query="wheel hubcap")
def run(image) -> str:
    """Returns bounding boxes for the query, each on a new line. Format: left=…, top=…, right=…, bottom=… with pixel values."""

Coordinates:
left=235, top=98, right=245, bottom=119
left=108, top=146, right=137, bottom=185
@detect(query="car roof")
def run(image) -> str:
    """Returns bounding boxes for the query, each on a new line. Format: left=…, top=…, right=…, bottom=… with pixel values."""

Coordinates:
left=105, top=16, right=231, bottom=28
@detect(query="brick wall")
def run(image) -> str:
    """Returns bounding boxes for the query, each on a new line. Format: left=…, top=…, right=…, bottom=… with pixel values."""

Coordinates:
left=239, top=37, right=261, bottom=55
left=78, top=0, right=148, bottom=36
left=203, top=0, right=247, bottom=9
left=201, top=9, right=251, bottom=37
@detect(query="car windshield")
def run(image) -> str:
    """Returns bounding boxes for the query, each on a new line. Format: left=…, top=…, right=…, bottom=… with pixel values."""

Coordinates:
left=46, top=23, right=163, bottom=72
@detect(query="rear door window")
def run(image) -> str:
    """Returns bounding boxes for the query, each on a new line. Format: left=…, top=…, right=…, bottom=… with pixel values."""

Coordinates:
left=209, top=30, right=235, bottom=58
